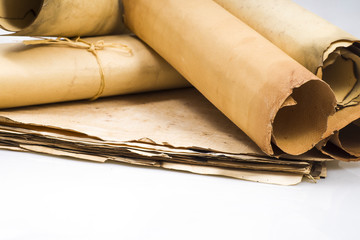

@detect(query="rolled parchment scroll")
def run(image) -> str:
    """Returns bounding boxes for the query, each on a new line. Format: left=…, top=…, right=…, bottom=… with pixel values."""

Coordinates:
left=212, top=0, right=360, bottom=159
left=0, top=0, right=126, bottom=36
left=214, top=0, right=360, bottom=107
left=122, top=0, right=336, bottom=156
left=0, top=34, right=188, bottom=108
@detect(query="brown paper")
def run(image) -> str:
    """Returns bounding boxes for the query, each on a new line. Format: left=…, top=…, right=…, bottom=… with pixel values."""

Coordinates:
left=0, top=34, right=188, bottom=108
left=122, top=0, right=336, bottom=156
left=0, top=0, right=126, bottom=36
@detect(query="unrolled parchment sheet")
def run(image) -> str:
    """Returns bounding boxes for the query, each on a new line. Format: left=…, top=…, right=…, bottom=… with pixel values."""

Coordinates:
left=0, top=0, right=126, bottom=37
left=214, top=0, right=360, bottom=107
left=122, top=0, right=336, bottom=156
left=0, top=34, right=188, bottom=108
left=0, top=88, right=330, bottom=185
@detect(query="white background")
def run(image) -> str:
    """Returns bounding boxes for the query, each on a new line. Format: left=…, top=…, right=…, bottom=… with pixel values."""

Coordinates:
left=1, top=1, right=360, bottom=239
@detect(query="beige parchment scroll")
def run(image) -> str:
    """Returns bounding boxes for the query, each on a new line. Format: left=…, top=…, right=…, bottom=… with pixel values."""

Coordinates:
left=0, top=0, right=126, bottom=36
left=122, top=0, right=336, bottom=156
left=214, top=0, right=360, bottom=107
left=0, top=34, right=188, bottom=108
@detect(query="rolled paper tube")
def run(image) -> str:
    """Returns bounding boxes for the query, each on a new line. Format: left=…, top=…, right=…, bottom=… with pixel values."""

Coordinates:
left=214, top=0, right=360, bottom=106
left=0, top=34, right=189, bottom=108
left=0, top=0, right=126, bottom=36
left=122, top=0, right=336, bottom=156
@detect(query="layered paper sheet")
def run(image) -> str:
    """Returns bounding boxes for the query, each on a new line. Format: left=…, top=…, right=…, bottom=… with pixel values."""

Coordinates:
left=0, top=34, right=188, bottom=108
left=213, top=0, right=360, bottom=160
left=0, top=0, right=126, bottom=36
left=122, top=0, right=336, bottom=156
left=0, top=88, right=330, bottom=185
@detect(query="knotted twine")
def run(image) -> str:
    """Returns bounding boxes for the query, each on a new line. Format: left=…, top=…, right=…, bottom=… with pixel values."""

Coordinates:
left=23, top=37, right=133, bottom=101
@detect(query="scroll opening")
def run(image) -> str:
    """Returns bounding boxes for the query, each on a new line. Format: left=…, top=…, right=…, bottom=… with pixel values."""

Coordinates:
left=322, top=43, right=360, bottom=107
left=323, top=53, right=356, bottom=103
left=272, top=80, right=335, bottom=155
left=0, top=0, right=43, bottom=31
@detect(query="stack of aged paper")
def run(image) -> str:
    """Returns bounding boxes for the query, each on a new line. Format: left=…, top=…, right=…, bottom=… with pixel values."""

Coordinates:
left=0, top=0, right=359, bottom=185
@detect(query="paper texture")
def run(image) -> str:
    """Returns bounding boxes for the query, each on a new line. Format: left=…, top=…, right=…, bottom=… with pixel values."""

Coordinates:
left=0, top=0, right=126, bottom=36
left=0, top=34, right=188, bottom=108
left=122, top=0, right=336, bottom=156
left=0, top=88, right=330, bottom=185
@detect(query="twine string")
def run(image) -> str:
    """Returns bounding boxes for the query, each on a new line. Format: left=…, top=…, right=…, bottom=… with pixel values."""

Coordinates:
left=23, top=37, right=133, bottom=101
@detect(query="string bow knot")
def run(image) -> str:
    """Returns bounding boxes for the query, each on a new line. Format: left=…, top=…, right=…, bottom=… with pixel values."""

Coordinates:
left=24, top=37, right=133, bottom=101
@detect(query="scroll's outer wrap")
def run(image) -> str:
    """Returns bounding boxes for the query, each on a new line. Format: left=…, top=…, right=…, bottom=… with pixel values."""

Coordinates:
left=122, top=0, right=336, bottom=156
left=0, top=0, right=126, bottom=36
left=214, top=0, right=360, bottom=106
left=0, top=34, right=188, bottom=108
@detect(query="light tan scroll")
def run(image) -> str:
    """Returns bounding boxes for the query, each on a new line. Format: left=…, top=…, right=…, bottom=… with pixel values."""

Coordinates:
left=122, top=0, right=336, bottom=156
left=0, top=34, right=188, bottom=108
left=214, top=0, right=360, bottom=107
left=0, top=0, right=126, bottom=36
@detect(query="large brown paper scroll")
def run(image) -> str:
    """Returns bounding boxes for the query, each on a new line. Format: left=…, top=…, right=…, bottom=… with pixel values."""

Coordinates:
left=122, top=0, right=336, bottom=156
left=212, top=0, right=360, bottom=160
left=0, top=0, right=126, bottom=36
left=0, top=88, right=330, bottom=185
left=0, top=34, right=188, bottom=108
left=214, top=0, right=360, bottom=107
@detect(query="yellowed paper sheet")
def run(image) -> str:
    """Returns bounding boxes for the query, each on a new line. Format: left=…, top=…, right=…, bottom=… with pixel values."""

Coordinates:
left=0, top=34, right=188, bottom=108
left=162, top=162, right=304, bottom=186
left=122, top=0, right=336, bottom=156
left=0, top=88, right=323, bottom=184
left=0, top=0, right=126, bottom=36
left=318, top=107, right=360, bottom=161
